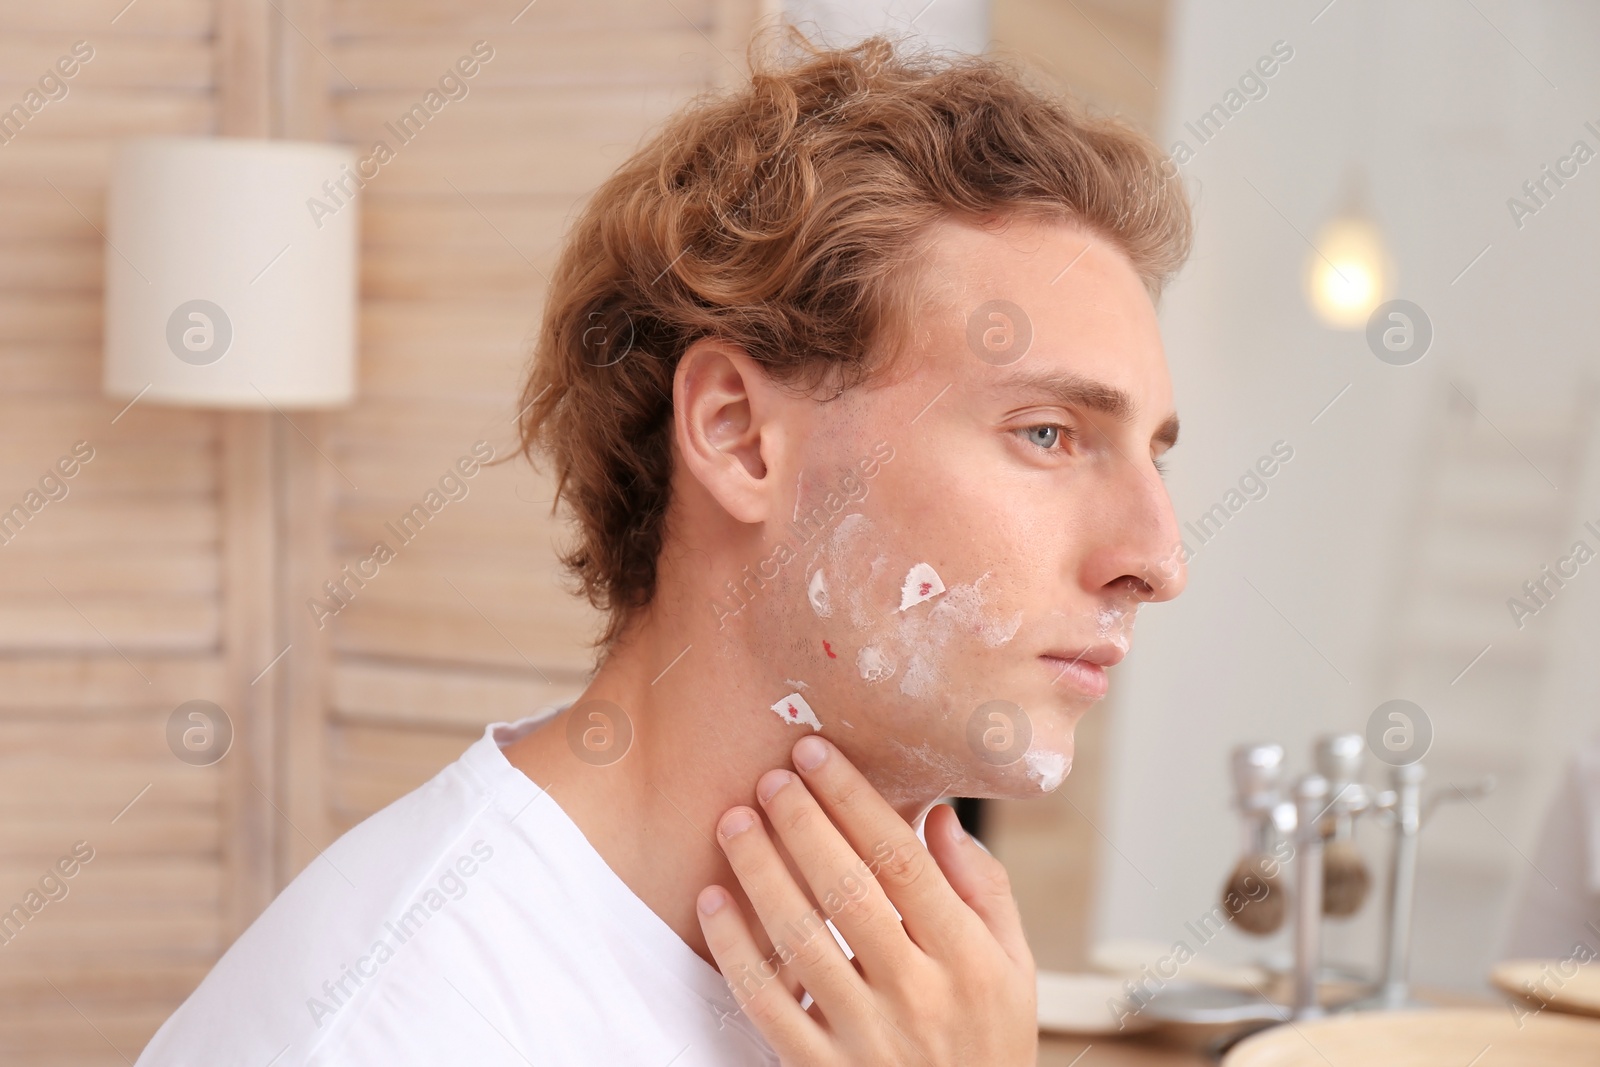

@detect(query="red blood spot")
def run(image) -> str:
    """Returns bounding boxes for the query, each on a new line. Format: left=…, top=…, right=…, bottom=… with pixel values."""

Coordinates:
left=823, top=640, right=837, bottom=659
left=918, top=581, right=933, bottom=596
left=787, top=705, right=798, bottom=718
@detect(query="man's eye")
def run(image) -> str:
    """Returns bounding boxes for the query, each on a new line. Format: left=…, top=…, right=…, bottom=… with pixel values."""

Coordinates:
left=1021, top=425, right=1070, bottom=450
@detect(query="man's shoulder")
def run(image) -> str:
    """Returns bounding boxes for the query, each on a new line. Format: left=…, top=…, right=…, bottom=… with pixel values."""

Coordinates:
left=134, top=729, right=531, bottom=1065
left=135, top=722, right=776, bottom=1067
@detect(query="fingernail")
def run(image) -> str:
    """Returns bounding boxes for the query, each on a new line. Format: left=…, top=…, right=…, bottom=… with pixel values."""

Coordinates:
left=757, top=769, right=793, bottom=804
left=793, top=735, right=828, bottom=772
left=699, top=887, right=727, bottom=916
left=720, top=809, right=755, bottom=838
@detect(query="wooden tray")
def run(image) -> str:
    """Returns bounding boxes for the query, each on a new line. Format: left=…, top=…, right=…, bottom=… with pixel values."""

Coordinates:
left=1222, top=1007, right=1600, bottom=1066
left=1492, top=959, right=1600, bottom=1019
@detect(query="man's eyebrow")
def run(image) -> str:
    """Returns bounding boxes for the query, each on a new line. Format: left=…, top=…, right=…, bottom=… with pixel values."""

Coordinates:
left=1154, top=413, right=1179, bottom=450
left=991, top=369, right=1180, bottom=448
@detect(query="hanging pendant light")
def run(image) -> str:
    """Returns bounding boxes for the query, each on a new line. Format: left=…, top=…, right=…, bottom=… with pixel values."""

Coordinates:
left=1305, top=168, right=1392, bottom=330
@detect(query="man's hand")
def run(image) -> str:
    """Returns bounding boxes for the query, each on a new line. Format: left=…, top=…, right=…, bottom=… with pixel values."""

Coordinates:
left=696, top=735, right=1037, bottom=1065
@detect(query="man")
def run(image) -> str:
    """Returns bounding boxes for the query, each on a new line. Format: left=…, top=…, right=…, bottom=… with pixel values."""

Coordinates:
left=137, top=36, right=1191, bottom=1066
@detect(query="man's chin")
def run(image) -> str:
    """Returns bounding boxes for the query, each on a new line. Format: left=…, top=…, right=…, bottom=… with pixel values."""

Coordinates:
left=965, top=729, right=1077, bottom=799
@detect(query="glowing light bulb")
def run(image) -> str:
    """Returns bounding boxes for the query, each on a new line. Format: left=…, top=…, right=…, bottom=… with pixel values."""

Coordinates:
left=1306, top=216, right=1390, bottom=330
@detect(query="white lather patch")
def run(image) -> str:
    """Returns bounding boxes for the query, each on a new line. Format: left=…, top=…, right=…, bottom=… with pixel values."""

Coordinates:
left=1024, top=749, right=1069, bottom=792
left=897, top=562, right=945, bottom=611
left=770, top=692, right=822, bottom=731
left=808, top=569, right=832, bottom=618
left=856, top=645, right=896, bottom=684
left=1096, top=603, right=1136, bottom=652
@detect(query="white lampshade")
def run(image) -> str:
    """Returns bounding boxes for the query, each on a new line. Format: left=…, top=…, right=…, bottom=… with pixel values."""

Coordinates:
left=784, top=0, right=989, bottom=55
left=104, top=137, right=358, bottom=408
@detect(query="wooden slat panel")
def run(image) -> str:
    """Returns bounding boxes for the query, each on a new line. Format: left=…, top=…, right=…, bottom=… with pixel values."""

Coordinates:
left=326, top=754, right=441, bottom=817
left=327, top=136, right=642, bottom=196
left=312, top=556, right=578, bottom=620
left=361, top=245, right=545, bottom=301
left=0, top=1005, right=195, bottom=1061
left=0, top=189, right=106, bottom=236
left=0, top=0, right=239, bottom=1063
left=333, top=657, right=579, bottom=726
left=329, top=507, right=561, bottom=556
left=0, top=348, right=100, bottom=391
left=0, top=761, right=220, bottom=809
left=326, top=718, right=483, bottom=816
left=334, top=718, right=479, bottom=761
left=0, top=0, right=213, bottom=32
left=0, top=295, right=101, bottom=343
left=0, top=716, right=217, bottom=758
left=331, top=32, right=714, bottom=89
left=0, top=92, right=212, bottom=138
left=332, top=600, right=598, bottom=672
left=0, top=40, right=212, bottom=89
left=0, top=445, right=215, bottom=493
left=362, top=196, right=575, bottom=246
left=329, top=0, right=713, bottom=34
left=0, top=657, right=224, bottom=707
left=0, top=913, right=218, bottom=954
left=0, top=860, right=221, bottom=909
left=354, top=336, right=534, bottom=393
left=353, top=300, right=536, bottom=351
left=0, top=398, right=214, bottom=437
left=0, top=816, right=220, bottom=859
left=0, top=242, right=99, bottom=291
left=0, top=597, right=217, bottom=650
left=0, top=959, right=210, bottom=1002
left=0, top=498, right=217, bottom=546
left=308, top=0, right=728, bottom=790
left=329, top=452, right=544, bottom=500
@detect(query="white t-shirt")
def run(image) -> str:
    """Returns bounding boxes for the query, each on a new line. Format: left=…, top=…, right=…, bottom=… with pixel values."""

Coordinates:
left=136, top=712, right=779, bottom=1067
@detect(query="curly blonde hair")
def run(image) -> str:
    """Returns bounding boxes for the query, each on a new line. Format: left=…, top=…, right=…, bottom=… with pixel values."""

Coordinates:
left=517, top=36, right=1192, bottom=649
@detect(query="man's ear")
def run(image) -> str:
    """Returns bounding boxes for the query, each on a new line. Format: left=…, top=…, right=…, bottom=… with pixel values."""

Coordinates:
left=674, top=338, right=791, bottom=525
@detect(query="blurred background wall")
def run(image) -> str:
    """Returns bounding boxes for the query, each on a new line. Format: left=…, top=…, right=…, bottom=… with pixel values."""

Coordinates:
left=0, top=0, right=1592, bottom=1063
left=1098, top=0, right=1600, bottom=994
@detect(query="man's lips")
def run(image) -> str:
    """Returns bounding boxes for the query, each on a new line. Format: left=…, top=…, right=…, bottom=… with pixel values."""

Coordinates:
left=1039, top=645, right=1125, bottom=699
left=1043, top=645, right=1126, bottom=668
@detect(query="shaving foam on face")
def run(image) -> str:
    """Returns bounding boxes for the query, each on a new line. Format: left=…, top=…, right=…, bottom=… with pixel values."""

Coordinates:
left=889, top=739, right=967, bottom=789
left=824, top=513, right=879, bottom=630
left=894, top=572, right=1015, bottom=700
left=856, top=645, right=896, bottom=683
left=771, top=692, right=822, bottom=731
left=1096, top=602, right=1138, bottom=652
left=808, top=568, right=832, bottom=618
left=1024, top=749, right=1069, bottom=792
left=981, top=609, right=1025, bottom=648
left=898, top=562, right=946, bottom=611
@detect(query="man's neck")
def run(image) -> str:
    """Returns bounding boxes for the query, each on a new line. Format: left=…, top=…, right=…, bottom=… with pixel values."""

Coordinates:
left=501, top=595, right=936, bottom=965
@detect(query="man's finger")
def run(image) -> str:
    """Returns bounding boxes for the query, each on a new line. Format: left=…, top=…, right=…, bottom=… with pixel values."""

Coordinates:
left=923, top=803, right=1033, bottom=967
left=755, top=767, right=918, bottom=982
left=789, top=736, right=974, bottom=953
left=696, top=884, right=827, bottom=1058
left=716, top=805, right=866, bottom=1015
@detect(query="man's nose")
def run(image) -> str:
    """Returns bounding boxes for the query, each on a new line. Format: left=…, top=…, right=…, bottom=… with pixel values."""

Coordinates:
left=1085, top=459, right=1188, bottom=603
